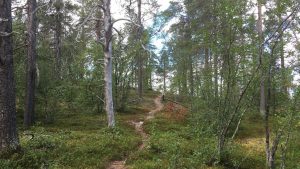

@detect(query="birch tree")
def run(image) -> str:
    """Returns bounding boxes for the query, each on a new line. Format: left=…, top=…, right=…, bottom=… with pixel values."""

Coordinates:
left=102, top=0, right=115, bottom=127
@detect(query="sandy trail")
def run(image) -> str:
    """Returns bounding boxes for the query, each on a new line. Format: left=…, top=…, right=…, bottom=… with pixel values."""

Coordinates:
left=107, top=95, right=163, bottom=169
left=146, top=96, right=164, bottom=120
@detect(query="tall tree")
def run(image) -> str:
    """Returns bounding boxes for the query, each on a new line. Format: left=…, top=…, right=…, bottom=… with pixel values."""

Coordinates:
left=276, top=0, right=288, bottom=96
left=0, top=0, right=19, bottom=152
left=137, top=0, right=143, bottom=98
left=24, top=0, right=38, bottom=128
left=54, top=0, right=63, bottom=78
left=161, top=49, right=168, bottom=93
left=102, top=0, right=115, bottom=127
left=256, top=1, right=273, bottom=168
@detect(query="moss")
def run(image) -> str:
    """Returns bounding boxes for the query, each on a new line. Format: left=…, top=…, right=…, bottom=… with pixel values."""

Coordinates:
left=0, top=112, right=141, bottom=169
left=2, top=94, right=300, bottom=169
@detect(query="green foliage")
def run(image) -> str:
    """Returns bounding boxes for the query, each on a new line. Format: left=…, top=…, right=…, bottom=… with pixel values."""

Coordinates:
left=0, top=112, right=140, bottom=169
left=127, top=112, right=217, bottom=169
left=7, top=0, right=300, bottom=168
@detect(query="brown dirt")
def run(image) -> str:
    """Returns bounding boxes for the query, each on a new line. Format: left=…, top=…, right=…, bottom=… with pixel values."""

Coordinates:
left=107, top=161, right=126, bottom=169
left=163, top=102, right=188, bottom=121
left=106, top=95, right=163, bottom=169
left=146, top=95, right=164, bottom=120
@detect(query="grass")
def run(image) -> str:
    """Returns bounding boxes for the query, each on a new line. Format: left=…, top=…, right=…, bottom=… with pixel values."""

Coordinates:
left=0, top=112, right=142, bottom=169
left=1, top=91, right=299, bottom=169
left=232, top=113, right=300, bottom=169
left=0, top=90, right=157, bottom=169
left=126, top=102, right=221, bottom=169
left=127, top=99, right=300, bottom=169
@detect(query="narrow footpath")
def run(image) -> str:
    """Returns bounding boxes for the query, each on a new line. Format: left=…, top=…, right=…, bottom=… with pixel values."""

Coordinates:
left=107, top=95, right=164, bottom=169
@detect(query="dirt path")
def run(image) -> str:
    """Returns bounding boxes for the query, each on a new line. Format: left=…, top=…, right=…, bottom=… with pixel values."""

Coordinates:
left=107, top=95, right=163, bottom=169
left=146, top=96, right=164, bottom=120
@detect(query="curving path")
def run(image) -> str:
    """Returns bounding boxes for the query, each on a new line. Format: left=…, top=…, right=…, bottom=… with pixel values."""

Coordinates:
left=107, top=95, right=163, bottom=169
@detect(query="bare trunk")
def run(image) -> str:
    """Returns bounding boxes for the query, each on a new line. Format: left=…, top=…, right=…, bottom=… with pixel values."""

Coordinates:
left=103, top=0, right=115, bottom=127
left=264, top=107, right=271, bottom=168
left=204, top=48, right=210, bottom=100
left=0, top=0, right=19, bottom=152
left=258, top=1, right=265, bottom=117
left=213, top=54, right=218, bottom=99
left=54, top=0, right=63, bottom=78
left=275, top=0, right=288, bottom=96
left=217, top=132, right=226, bottom=163
left=257, top=2, right=272, bottom=168
left=104, top=47, right=115, bottom=127
left=138, top=55, right=143, bottom=98
left=280, top=40, right=287, bottom=95
left=163, top=54, right=166, bottom=93
left=24, top=0, right=37, bottom=128
left=137, top=0, right=143, bottom=98
left=189, top=54, right=194, bottom=97
left=279, top=25, right=287, bottom=95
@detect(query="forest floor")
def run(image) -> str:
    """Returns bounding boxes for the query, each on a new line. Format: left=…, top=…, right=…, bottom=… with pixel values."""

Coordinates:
left=107, top=95, right=164, bottom=169
left=0, top=90, right=299, bottom=169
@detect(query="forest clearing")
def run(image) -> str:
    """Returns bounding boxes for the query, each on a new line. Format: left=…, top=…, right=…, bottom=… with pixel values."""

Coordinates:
left=1, top=0, right=300, bottom=169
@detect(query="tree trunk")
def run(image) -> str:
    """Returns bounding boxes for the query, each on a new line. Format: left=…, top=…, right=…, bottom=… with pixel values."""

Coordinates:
left=279, top=23, right=288, bottom=96
left=280, top=35, right=286, bottom=93
left=0, top=0, right=19, bottom=152
left=258, top=1, right=265, bottom=117
left=257, top=2, right=272, bottom=168
left=189, top=54, right=194, bottom=97
left=217, top=132, right=226, bottom=163
left=103, top=0, right=115, bottom=127
left=204, top=48, right=210, bottom=99
left=213, top=54, right=218, bottom=99
left=137, top=0, right=143, bottom=98
left=275, top=0, right=288, bottom=96
left=163, top=55, right=166, bottom=93
left=54, top=0, right=63, bottom=78
left=24, top=0, right=37, bottom=129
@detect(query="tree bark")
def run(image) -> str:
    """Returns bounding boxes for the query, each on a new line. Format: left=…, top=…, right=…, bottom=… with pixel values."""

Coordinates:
left=189, top=54, right=194, bottom=97
left=137, top=0, right=143, bottom=98
left=213, top=53, right=218, bottom=99
left=274, top=0, right=288, bottom=96
left=163, top=55, right=166, bottom=93
left=54, top=0, right=63, bottom=78
left=279, top=35, right=286, bottom=91
left=278, top=19, right=288, bottom=95
left=204, top=48, right=210, bottom=99
left=162, top=50, right=167, bottom=94
left=103, top=0, right=115, bottom=127
left=257, top=1, right=271, bottom=168
left=0, top=0, right=19, bottom=152
left=24, top=0, right=37, bottom=129
left=258, top=1, right=265, bottom=117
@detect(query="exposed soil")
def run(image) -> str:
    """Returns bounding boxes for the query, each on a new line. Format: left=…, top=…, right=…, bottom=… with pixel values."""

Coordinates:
left=107, top=95, right=163, bottom=169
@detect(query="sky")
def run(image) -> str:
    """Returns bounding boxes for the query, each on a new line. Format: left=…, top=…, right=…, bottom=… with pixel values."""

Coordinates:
left=111, top=0, right=171, bottom=17
left=111, top=0, right=172, bottom=28
left=16, top=0, right=299, bottom=86
left=110, top=0, right=173, bottom=53
left=110, top=0, right=298, bottom=87
left=110, top=0, right=173, bottom=90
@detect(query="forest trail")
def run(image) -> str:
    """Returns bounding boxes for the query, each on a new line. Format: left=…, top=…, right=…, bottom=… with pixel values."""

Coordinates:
left=107, top=95, right=164, bottom=169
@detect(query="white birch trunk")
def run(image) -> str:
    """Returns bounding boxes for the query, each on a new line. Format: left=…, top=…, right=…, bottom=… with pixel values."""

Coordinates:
left=103, top=0, right=115, bottom=127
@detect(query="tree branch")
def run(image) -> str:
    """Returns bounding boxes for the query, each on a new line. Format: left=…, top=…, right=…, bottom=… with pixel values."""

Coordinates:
left=263, top=3, right=300, bottom=46
left=0, top=31, right=13, bottom=37
left=111, top=18, right=142, bottom=27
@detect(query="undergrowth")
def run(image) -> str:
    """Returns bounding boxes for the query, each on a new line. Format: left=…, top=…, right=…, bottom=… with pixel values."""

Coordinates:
left=0, top=113, right=140, bottom=169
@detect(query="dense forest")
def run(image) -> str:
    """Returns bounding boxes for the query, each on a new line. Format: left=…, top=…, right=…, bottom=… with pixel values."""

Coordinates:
left=0, top=0, right=300, bottom=168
